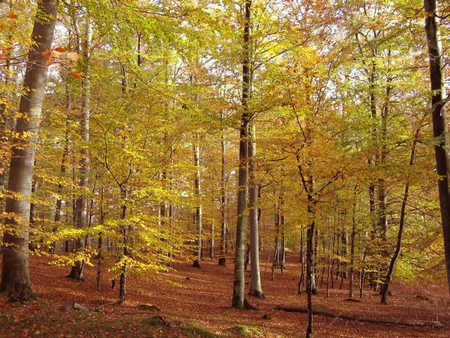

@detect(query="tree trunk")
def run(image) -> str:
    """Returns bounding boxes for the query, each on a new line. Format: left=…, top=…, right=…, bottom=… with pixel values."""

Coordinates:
left=272, top=198, right=280, bottom=281
left=232, top=0, right=252, bottom=310
left=50, top=108, right=70, bottom=254
left=218, top=127, right=227, bottom=266
left=192, top=136, right=203, bottom=268
left=248, top=123, right=264, bottom=298
left=118, top=187, right=128, bottom=304
left=96, top=183, right=105, bottom=290
left=68, top=11, right=91, bottom=281
left=306, top=207, right=316, bottom=338
left=0, top=0, right=57, bottom=300
left=381, top=125, right=422, bottom=304
left=349, top=187, right=358, bottom=299
left=298, top=226, right=305, bottom=294
left=424, top=0, right=450, bottom=292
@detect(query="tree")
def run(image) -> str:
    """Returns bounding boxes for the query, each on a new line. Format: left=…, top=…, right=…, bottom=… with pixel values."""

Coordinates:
left=0, top=0, right=57, bottom=300
left=423, top=0, right=450, bottom=292
left=248, top=122, right=265, bottom=298
left=232, top=0, right=252, bottom=310
left=380, top=118, right=426, bottom=304
left=67, top=5, right=91, bottom=281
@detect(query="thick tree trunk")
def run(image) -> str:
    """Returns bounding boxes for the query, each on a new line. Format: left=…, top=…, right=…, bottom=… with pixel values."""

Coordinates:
left=0, top=0, right=57, bottom=300
left=424, top=0, right=450, bottom=292
left=232, top=0, right=252, bottom=310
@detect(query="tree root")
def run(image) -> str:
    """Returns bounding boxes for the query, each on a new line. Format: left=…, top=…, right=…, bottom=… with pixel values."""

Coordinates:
left=274, top=306, right=444, bottom=328
left=244, top=299, right=258, bottom=310
left=248, top=290, right=266, bottom=299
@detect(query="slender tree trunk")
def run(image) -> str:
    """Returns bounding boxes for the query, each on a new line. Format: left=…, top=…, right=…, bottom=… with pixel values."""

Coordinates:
left=219, top=127, right=227, bottom=266
left=298, top=226, right=305, bottom=294
left=232, top=0, right=252, bottom=310
left=193, top=136, right=203, bottom=268
left=210, top=222, right=215, bottom=259
left=248, top=123, right=264, bottom=298
left=340, top=228, right=348, bottom=282
left=272, top=201, right=280, bottom=281
left=96, top=183, right=105, bottom=290
left=330, top=231, right=336, bottom=289
left=118, top=187, right=128, bottom=304
left=349, top=187, right=358, bottom=299
left=281, top=211, right=286, bottom=274
left=326, top=236, right=331, bottom=298
left=68, top=12, right=91, bottom=281
left=306, top=203, right=316, bottom=338
left=381, top=125, right=422, bottom=304
left=0, top=0, right=57, bottom=300
left=50, top=111, right=70, bottom=254
left=424, top=0, right=450, bottom=292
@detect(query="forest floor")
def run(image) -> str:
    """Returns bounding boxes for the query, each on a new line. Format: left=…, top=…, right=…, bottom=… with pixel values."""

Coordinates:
left=0, top=253, right=450, bottom=337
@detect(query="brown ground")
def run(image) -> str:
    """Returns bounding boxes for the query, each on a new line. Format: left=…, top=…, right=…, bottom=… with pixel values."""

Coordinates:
left=1, top=253, right=450, bottom=337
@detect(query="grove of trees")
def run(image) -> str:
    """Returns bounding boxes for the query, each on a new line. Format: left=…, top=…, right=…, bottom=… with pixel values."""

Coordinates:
left=1, top=0, right=450, bottom=336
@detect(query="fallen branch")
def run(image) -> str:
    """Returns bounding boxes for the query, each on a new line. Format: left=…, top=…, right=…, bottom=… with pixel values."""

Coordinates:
left=72, top=300, right=120, bottom=312
left=73, top=302, right=100, bottom=312
left=274, top=306, right=443, bottom=328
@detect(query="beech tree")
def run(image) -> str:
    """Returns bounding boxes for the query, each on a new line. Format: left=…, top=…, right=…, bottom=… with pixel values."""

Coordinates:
left=424, top=0, right=450, bottom=292
left=232, top=0, right=252, bottom=310
left=0, top=0, right=57, bottom=300
left=67, top=5, right=91, bottom=282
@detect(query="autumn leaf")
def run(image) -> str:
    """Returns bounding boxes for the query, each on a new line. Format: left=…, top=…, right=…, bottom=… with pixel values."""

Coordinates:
left=7, top=12, right=18, bottom=19
left=45, top=59, right=54, bottom=66
left=42, top=49, right=52, bottom=58
left=51, top=50, right=62, bottom=58
left=70, top=72, right=82, bottom=80
left=54, top=47, right=66, bottom=53
left=67, top=52, right=82, bottom=61
left=0, top=53, right=10, bottom=61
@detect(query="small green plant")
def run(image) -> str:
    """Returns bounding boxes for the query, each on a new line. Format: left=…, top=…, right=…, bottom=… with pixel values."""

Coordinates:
left=231, top=325, right=262, bottom=337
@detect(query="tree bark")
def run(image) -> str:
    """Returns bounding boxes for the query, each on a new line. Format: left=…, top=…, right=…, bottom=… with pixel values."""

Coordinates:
left=218, top=126, right=227, bottom=266
left=192, top=136, right=202, bottom=268
left=424, top=0, right=450, bottom=292
left=232, top=0, right=252, bottom=310
left=248, top=123, right=264, bottom=298
left=68, top=10, right=91, bottom=281
left=0, top=0, right=57, bottom=300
